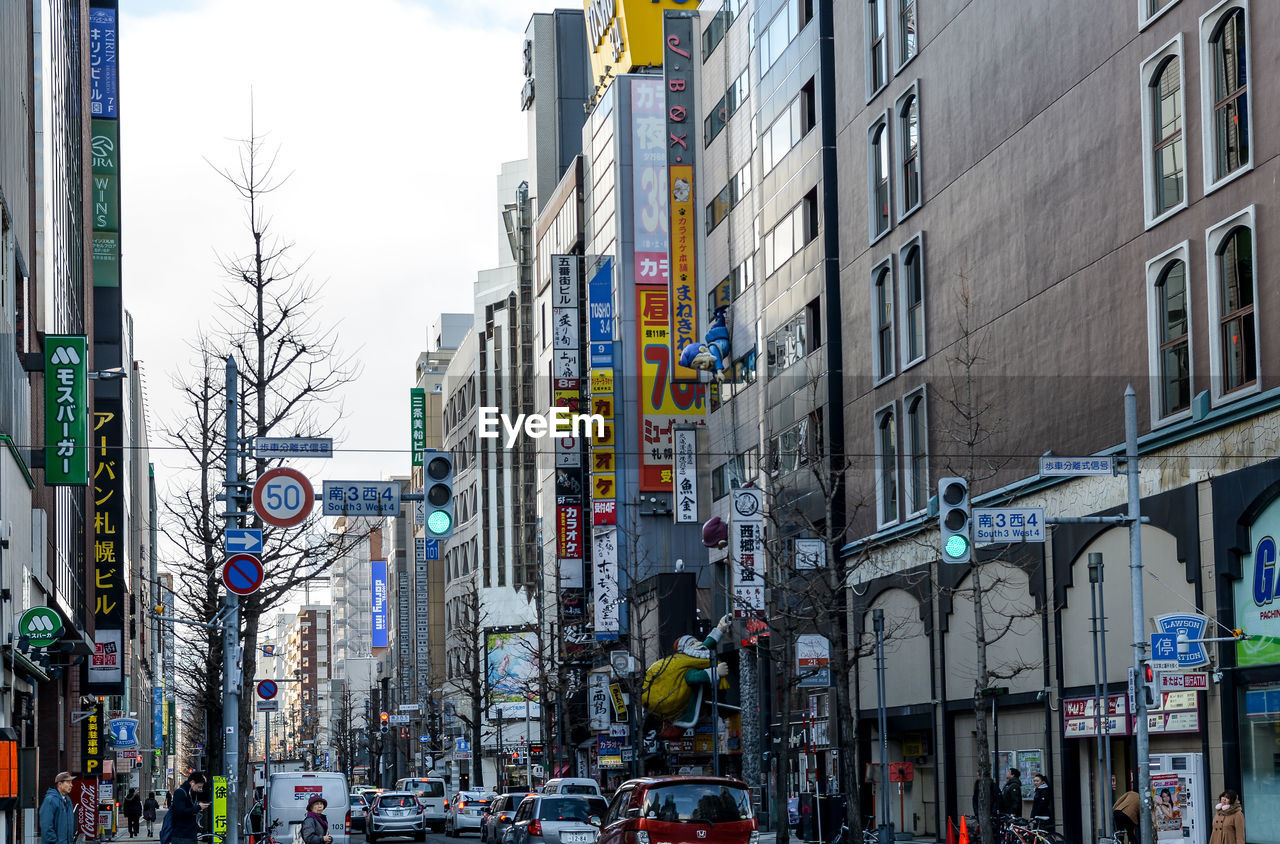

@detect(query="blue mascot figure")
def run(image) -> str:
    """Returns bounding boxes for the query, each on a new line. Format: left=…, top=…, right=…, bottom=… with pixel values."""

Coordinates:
left=679, top=306, right=732, bottom=382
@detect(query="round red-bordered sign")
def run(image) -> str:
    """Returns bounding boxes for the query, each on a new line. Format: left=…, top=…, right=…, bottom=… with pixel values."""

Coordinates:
left=257, top=680, right=278, bottom=700
left=252, top=467, right=314, bottom=528
left=222, top=553, right=265, bottom=596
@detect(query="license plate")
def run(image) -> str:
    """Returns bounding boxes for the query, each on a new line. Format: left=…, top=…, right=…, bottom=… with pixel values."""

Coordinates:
left=561, top=834, right=593, bottom=844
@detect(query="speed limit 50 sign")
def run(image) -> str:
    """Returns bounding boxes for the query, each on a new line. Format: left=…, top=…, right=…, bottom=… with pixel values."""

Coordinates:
left=252, top=467, right=314, bottom=528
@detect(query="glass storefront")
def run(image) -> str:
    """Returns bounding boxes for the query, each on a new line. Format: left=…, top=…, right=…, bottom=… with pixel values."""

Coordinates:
left=1240, top=685, right=1280, bottom=844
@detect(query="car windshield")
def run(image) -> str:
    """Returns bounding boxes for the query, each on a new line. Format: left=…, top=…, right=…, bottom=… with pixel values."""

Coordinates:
left=379, top=796, right=418, bottom=809
left=407, top=782, right=444, bottom=798
left=538, top=797, right=595, bottom=822
left=641, top=784, right=753, bottom=824
left=561, top=785, right=596, bottom=795
left=457, top=792, right=488, bottom=803
left=351, top=795, right=368, bottom=806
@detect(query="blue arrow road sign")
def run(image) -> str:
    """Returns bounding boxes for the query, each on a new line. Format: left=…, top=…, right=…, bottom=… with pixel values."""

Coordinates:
left=227, top=528, right=264, bottom=555
left=1151, top=632, right=1178, bottom=661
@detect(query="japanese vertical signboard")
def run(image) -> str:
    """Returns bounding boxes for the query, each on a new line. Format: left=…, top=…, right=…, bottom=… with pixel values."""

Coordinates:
left=631, top=77, right=668, bottom=287
left=371, top=561, right=389, bottom=649
left=410, top=388, right=426, bottom=466
left=663, top=11, right=700, bottom=382
left=594, top=528, right=619, bottom=641
left=416, top=554, right=430, bottom=694
left=73, top=779, right=98, bottom=839
left=212, top=777, right=228, bottom=841
left=589, top=261, right=617, bottom=528
left=636, top=286, right=705, bottom=491
left=91, top=118, right=120, bottom=287
left=88, top=8, right=118, bottom=118
left=588, top=672, right=612, bottom=732
left=398, top=571, right=411, bottom=662
left=44, top=336, right=88, bottom=485
left=553, top=256, right=587, bottom=599
left=82, top=703, right=104, bottom=777
left=673, top=428, right=698, bottom=523
left=90, top=406, right=125, bottom=693
left=731, top=487, right=765, bottom=617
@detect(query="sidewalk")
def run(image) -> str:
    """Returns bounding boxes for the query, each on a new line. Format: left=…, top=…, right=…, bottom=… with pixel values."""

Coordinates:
left=758, top=833, right=941, bottom=844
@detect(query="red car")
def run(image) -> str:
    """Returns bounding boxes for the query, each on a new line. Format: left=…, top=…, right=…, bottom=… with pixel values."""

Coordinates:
left=597, top=777, right=758, bottom=844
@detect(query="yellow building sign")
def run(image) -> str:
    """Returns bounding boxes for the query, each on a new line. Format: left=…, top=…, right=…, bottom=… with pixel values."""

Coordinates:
left=584, top=0, right=701, bottom=95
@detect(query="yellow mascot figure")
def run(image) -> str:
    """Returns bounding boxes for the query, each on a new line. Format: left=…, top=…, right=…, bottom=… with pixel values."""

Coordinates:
left=641, top=615, right=732, bottom=728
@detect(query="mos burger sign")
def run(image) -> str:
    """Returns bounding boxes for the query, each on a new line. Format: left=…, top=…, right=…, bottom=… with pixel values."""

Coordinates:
left=584, top=0, right=700, bottom=93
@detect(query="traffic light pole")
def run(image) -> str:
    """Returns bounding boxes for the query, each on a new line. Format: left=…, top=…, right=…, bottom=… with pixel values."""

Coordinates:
left=1122, top=386, right=1153, bottom=844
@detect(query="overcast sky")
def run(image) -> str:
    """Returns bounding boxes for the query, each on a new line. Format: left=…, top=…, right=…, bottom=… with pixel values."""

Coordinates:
left=120, top=0, right=553, bottom=505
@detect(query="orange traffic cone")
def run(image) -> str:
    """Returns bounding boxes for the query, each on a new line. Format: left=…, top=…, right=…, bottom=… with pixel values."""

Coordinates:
left=959, top=816, right=970, bottom=844
left=947, top=818, right=957, bottom=844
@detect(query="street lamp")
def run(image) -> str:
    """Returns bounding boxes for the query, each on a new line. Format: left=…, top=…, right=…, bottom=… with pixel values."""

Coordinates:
left=873, top=610, right=893, bottom=844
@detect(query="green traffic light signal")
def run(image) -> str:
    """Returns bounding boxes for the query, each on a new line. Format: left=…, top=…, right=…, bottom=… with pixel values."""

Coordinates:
left=427, top=510, right=452, bottom=535
left=944, top=534, right=970, bottom=559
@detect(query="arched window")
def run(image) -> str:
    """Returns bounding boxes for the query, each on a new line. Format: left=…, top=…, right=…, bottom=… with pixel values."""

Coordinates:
left=877, top=408, right=898, bottom=526
left=1152, top=56, right=1184, bottom=214
left=902, top=243, right=924, bottom=363
left=899, top=94, right=920, bottom=214
left=1155, top=261, right=1190, bottom=416
left=1217, top=226, right=1256, bottom=393
left=871, top=122, right=890, bottom=237
left=1210, top=8, right=1249, bottom=179
left=898, top=0, right=917, bottom=66
left=905, top=392, right=928, bottom=515
left=874, top=265, right=894, bottom=379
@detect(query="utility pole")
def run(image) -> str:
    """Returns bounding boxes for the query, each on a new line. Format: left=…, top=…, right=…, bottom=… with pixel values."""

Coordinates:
left=874, top=609, right=892, bottom=844
left=1124, top=386, right=1152, bottom=844
left=224, top=355, right=243, bottom=844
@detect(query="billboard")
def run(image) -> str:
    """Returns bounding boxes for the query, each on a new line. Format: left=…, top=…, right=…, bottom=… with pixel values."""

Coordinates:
left=89, top=404, right=125, bottom=693
left=410, top=389, right=426, bottom=466
left=1237, top=500, right=1280, bottom=667
left=584, top=0, right=704, bottom=98
left=371, top=560, right=389, bottom=649
left=635, top=287, right=705, bottom=490
left=631, top=78, right=668, bottom=288
left=663, top=12, right=701, bottom=381
left=44, top=336, right=88, bottom=485
left=88, top=8, right=119, bottom=118
left=486, top=630, right=540, bottom=717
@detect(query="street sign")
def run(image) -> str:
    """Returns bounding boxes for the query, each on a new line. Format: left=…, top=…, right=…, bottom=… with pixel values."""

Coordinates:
left=212, top=777, right=227, bottom=840
left=253, top=468, right=315, bottom=528
left=322, top=481, right=402, bottom=517
left=419, top=736, right=430, bottom=744
left=252, top=437, right=333, bottom=459
left=398, top=704, right=421, bottom=712
left=226, top=528, right=264, bottom=555
left=1158, top=672, right=1208, bottom=692
left=973, top=508, right=1046, bottom=544
left=388, top=714, right=411, bottom=724
left=222, top=553, right=265, bottom=596
left=1039, top=456, right=1115, bottom=476
left=18, top=606, right=64, bottom=648
left=1154, top=613, right=1211, bottom=668
left=424, top=540, right=439, bottom=560
left=1150, top=633, right=1179, bottom=662
left=257, top=680, right=279, bottom=700
left=256, top=700, right=278, bottom=712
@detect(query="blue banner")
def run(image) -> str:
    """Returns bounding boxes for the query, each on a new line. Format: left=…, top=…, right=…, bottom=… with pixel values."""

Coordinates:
left=88, top=8, right=119, bottom=118
left=588, top=260, right=614, bottom=343
left=153, top=687, right=163, bottom=749
left=371, top=560, right=389, bottom=648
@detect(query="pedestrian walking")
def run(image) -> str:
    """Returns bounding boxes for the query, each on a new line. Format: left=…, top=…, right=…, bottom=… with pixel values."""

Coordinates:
left=144, top=793, right=160, bottom=837
left=123, top=789, right=144, bottom=838
left=1112, top=789, right=1140, bottom=842
left=1029, top=774, right=1054, bottom=830
left=300, top=798, right=333, bottom=844
left=169, top=773, right=210, bottom=844
left=1208, top=790, right=1245, bottom=844
left=39, top=772, right=76, bottom=844
left=1001, top=769, right=1023, bottom=817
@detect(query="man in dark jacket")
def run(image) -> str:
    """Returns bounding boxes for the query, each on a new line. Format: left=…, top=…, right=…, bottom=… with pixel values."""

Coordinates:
left=1001, top=769, right=1024, bottom=817
left=39, top=772, right=76, bottom=844
left=170, top=773, right=210, bottom=844
left=123, top=790, right=144, bottom=837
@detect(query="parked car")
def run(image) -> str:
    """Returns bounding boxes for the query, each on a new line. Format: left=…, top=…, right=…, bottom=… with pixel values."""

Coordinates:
left=504, top=795, right=603, bottom=844
left=596, top=777, right=757, bottom=844
left=267, top=771, right=353, bottom=844
left=349, top=793, right=372, bottom=834
left=446, top=791, right=495, bottom=837
left=366, top=791, right=427, bottom=843
left=482, top=793, right=534, bottom=844
left=540, top=779, right=602, bottom=797
left=395, top=778, right=448, bottom=832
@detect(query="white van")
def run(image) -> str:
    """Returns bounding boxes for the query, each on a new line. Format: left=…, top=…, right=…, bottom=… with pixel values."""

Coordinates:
left=394, top=777, right=448, bottom=831
left=267, top=771, right=352, bottom=844
left=539, top=778, right=601, bottom=796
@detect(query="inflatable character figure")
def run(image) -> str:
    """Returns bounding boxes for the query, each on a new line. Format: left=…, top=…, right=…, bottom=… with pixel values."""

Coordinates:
left=678, top=306, right=732, bottom=382
left=641, top=615, right=732, bottom=729
left=702, top=516, right=729, bottom=549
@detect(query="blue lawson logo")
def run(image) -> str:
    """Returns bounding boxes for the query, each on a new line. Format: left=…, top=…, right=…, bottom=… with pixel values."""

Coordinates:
left=1154, top=613, right=1210, bottom=668
left=109, top=718, right=140, bottom=749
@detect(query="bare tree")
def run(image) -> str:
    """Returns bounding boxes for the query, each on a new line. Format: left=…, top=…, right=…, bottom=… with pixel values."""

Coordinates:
left=443, top=571, right=491, bottom=787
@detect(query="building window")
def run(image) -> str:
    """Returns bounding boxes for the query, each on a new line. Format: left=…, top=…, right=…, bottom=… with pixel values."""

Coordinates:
left=866, top=0, right=887, bottom=98
left=900, top=236, right=925, bottom=367
left=904, top=389, right=928, bottom=516
left=764, top=188, right=819, bottom=277
left=703, top=0, right=746, bottom=59
left=1143, top=0, right=1179, bottom=27
left=1142, top=39, right=1187, bottom=226
left=767, top=312, right=809, bottom=378
left=762, top=78, right=817, bottom=174
left=1202, top=3, right=1251, bottom=187
left=1214, top=223, right=1257, bottom=395
left=706, top=161, right=752, bottom=234
left=896, top=86, right=921, bottom=217
left=875, top=404, right=898, bottom=527
left=705, top=68, right=750, bottom=146
left=872, top=261, right=894, bottom=381
left=759, top=0, right=814, bottom=78
left=897, top=0, right=917, bottom=68
left=1146, top=245, right=1193, bottom=421
left=769, top=415, right=818, bottom=478
left=869, top=117, right=891, bottom=241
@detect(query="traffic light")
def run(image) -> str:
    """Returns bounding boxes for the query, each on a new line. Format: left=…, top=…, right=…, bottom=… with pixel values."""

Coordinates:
left=423, top=452, right=455, bottom=539
left=1140, top=661, right=1160, bottom=709
left=938, top=477, right=972, bottom=564
left=380, top=712, right=389, bottom=734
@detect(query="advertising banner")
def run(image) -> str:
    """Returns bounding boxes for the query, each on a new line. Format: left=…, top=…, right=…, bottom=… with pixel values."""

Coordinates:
left=371, top=561, right=389, bottom=649
left=588, top=672, right=611, bottom=732
left=73, top=779, right=98, bottom=839
left=212, top=777, right=228, bottom=841
left=636, top=287, right=705, bottom=490
left=398, top=571, right=411, bottom=661
left=1236, top=500, right=1280, bottom=666
left=1151, top=773, right=1186, bottom=840
left=731, top=487, right=765, bottom=616
left=88, top=8, right=118, bottom=118
left=593, top=528, right=620, bottom=640
left=44, top=336, right=88, bottom=485
left=557, top=505, right=584, bottom=560
left=631, top=77, right=668, bottom=287
left=153, top=687, right=164, bottom=750
left=89, top=402, right=125, bottom=693
left=795, top=634, right=831, bottom=687
left=486, top=630, right=541, bottom=717
left=82, top=704, right=104, bottom=777
left=663, top=12, right=700, bottom=381
left=411, top=389, right=426, bottom=466
left=673, top=428, right=698, bottom=523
